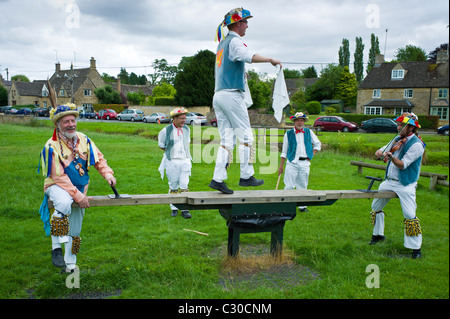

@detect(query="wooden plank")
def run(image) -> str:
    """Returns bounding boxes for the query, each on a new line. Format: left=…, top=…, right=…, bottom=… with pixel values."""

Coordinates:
left=186, top=189, right=328, bottom=205
left=350, top=160, right=448, bottom=180
left=49, top=189, right=398, bottom=209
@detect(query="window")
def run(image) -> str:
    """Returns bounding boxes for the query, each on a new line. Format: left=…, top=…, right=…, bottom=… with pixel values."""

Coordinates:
left=372, top=89, right=381, bottom=98
left=391, top=69, right=404, bottom=79
left=84, top=89, right=92, bottom=96
left=403, top=89, right=413, bottom=98
left=364, top=107, right=382, bottom=115
left=394, top=107, right=412, bottom=115
left=430, top=107, right=449, bottom=120
left=438, top=89, right=448, bottom=99
left=60, top=89, right=65, bottom=97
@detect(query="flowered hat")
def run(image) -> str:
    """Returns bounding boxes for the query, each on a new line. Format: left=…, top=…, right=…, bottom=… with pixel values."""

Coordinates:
left=215, top=7, right=253, bottom=42
left=290, top=112, right=309, bottom=121
left=394, top=112, right=420, bottom=128
left=50, top=103, right=79, bottom=124
left=170, top=107, right=188, bottom=118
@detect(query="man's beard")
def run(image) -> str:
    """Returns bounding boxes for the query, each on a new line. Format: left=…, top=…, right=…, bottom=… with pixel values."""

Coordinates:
left=62, top=131, right=77, bottom=139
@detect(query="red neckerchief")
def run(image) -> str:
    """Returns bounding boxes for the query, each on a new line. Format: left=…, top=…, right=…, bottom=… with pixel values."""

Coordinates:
left=173, top=123, right=183, bottom=136
left=295, top=127, right=304, bottom=134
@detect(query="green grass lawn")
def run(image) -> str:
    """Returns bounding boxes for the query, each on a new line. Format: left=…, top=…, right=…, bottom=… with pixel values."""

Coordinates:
left=0, top=120, right=448, bottom=299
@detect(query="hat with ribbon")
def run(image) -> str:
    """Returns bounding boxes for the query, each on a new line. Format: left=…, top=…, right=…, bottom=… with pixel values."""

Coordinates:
left=50, top=103, right=79, bottom=124
left=290, top=112, right=309, bottom=122
left=215, top=7, right=253, bottom=42
left=393, top=112, right=421, bottom=128
left=169, top=107, right=188, bottom=118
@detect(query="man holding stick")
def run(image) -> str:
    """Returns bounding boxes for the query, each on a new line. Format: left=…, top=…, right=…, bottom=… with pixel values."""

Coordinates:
left=278, top=112, right=321, bottom=212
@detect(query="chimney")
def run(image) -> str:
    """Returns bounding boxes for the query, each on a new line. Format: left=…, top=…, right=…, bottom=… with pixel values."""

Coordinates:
left=55, top=62, right=61, bottom=72
left=375, top=54, right=384, bottom=67
left=436, top=50, right=448, bottom=64
left=90, top=57, right=96, bottom=69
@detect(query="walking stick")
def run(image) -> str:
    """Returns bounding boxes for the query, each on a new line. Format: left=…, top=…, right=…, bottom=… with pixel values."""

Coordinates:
left=275, top=173, right=282, bottom=190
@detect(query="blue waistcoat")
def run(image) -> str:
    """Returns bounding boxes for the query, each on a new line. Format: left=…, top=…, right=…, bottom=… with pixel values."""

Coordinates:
left=214, top=33, right=246, bottom=92
left=385, top=135, right=424, bottom=186
left=163, top=124, right=191, bottom=160
left=286, top=128, right=314, bottom=162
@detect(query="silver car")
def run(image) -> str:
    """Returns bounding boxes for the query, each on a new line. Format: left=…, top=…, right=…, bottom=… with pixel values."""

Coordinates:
left=185, top=112, right=207, bottom=125
left=143, top=113, right=170, bottom=124
left=117, top=109, right=144, bottom=122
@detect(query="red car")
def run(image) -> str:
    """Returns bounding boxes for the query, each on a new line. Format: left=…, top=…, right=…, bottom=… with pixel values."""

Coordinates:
left=313, top=116, right=358, bottom=132
left=94, top=109, right=117, bottom=120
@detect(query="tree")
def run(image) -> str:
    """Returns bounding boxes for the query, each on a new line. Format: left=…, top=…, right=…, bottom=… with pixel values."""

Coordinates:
left=367, top=33, right=380, bottom=74
left=118, top=68, right=129, bottom=84
left=354, top=36, right=365, bottom=83
left=94, top=85, right=122, bottom=104
left=305, top=64, right=344, bottom=102
left=283, top=68, right=302, bottom=79
left=301, top=66, right=318, bottom=78
left=11, top=75, right=30, bottom=82
left=338, top=38, right=350, bottom=68
left=428, top=43, right=448, bottom=61
left=173, top=50, right=215, bottom=107
left=394, top=45, right=427, bottom=62
left=247, top=70, right=272, bottom=110
left=0, top=86, right=8, bottom=106
left=147, top=82, right=176, bottom=105
left=148, top=59, right=178, bottom=85
left=335, top=66, right=358, bottom=108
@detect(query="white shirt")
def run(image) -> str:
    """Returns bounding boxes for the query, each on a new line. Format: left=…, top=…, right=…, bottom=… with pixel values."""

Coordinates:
left=228, top=31, right=254, bottom=64
left=380, top=134, right=425, bottom=180
left=158, top=124, right=188, bottom=160
left=280, top=129, right=321, bottom=164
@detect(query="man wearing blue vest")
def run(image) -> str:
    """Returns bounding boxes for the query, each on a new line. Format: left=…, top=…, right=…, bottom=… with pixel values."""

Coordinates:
left=370, top=113, right=425, bottom=259
left=209, top=7, right=282, bottom=194
left=278, top=112, right=321, bottom=212
left=158, top=107, right=192, bottom=219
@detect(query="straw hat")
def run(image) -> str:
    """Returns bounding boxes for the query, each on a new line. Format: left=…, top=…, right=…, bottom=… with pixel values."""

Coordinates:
left=169, top=107, right=188, bottom=118
left=50, top=103, right=79, bottom=123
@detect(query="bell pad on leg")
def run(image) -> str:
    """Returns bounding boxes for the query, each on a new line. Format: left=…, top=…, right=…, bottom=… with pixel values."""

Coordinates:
left=71, top=236, right=82, bottom=255
left=50, top=215, right=69, bottom=237
left=404, top=218, right=422, bottom=236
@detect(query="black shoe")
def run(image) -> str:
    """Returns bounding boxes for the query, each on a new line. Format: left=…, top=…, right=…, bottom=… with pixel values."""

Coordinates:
left=299, top=207, right=309, bottom=213
left=51, top=248, right=65, bottom=268
left=209, top=180, right=234, bottom=194
left=181, top=211, right=192, bottom=219
left=412, top=249, right=422, bottom=259
left=239, top=176, right=264, bottom=187
left=171, top=210, right=178, bottom=217
left=369, top=235, right=386, bottom=245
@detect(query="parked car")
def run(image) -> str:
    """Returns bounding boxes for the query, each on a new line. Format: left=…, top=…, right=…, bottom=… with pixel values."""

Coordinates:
left=437, top=124, right=449, bottom=136
left=186, top=112, right=207, bottom=125
left=94, top=109, right=117, bottom=120
left=0, top=106, right=13, bottom=114
left=79, top=106, right=96, bottom=119
left=210, top=118, right=217, bottom=127
left=142, top=113, right=170, bottom=124
left=360, top=118, right=398, bottom=133
left=313, top=116, right=358, bottom=132
left=9, top=108, right=18, bottom=114
left=32, top=107, right=50, bottom=117
left=16, top=107, right=33, bottom=115
left=117, top=109, right=144, bottom=122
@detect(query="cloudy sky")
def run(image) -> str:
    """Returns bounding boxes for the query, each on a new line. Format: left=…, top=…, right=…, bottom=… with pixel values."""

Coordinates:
left=0, top=0, right=448, bottom=82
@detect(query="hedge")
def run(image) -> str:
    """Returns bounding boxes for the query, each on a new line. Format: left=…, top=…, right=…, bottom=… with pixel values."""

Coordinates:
left=93, top=104, right=127, bottom=113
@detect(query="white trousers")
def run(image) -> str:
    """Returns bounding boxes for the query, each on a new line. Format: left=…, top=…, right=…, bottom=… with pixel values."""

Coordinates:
left=371, top=179, right=422, bottom=249
left=284, top=160, right=311, bottom=209
left=212, top=90, right=254, bottom=182
left=166, top=158, right=191, bottom=210
left=46, top=184, right=84, bottom=269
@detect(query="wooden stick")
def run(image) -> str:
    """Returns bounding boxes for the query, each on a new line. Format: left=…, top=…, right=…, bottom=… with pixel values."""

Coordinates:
left=183, top=229, right=209, bottom=236
left=275, top=174, right=282, bottom=190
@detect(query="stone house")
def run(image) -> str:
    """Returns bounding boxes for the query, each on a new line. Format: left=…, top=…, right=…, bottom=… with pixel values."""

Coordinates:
left=8, top=57, right=154, bottom=112
left=356, top=51, right=449, bottom=125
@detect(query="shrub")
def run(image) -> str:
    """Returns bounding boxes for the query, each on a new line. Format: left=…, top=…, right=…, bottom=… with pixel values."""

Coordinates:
left=305, top=101, right=321, bottom=115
